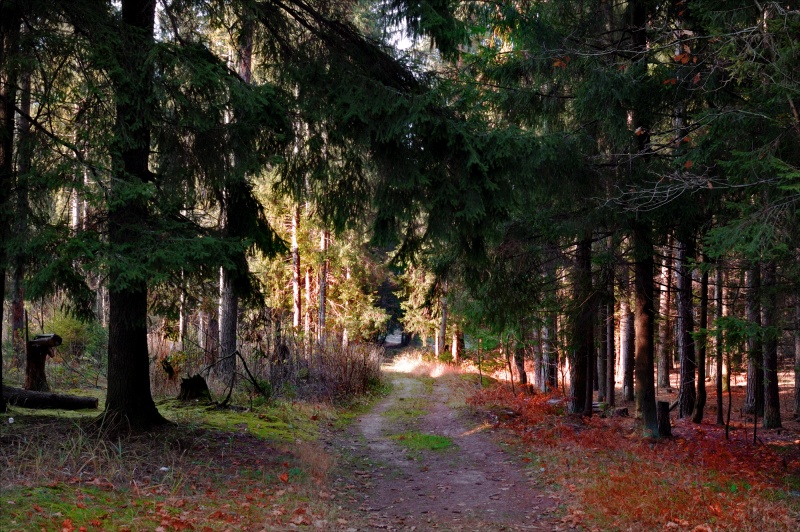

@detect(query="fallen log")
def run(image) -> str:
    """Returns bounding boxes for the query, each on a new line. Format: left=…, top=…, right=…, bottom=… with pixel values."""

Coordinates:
left=3, top=386, right=98, bottom=410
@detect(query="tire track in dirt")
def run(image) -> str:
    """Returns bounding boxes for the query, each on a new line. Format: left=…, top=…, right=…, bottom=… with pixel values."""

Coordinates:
left=337, top=367, right=560, bottom=531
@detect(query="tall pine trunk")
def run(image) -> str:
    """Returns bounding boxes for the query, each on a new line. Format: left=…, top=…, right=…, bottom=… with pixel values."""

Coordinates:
left=744, top=264, right=763, bottom=416
left=0, top=0, right=22, bottom=412
left=292, top=206, right=301, bottom=329
left=692, top=259, right=709, bottom=423
left=11, top=54, right=30, bottom=367
left=318, top=230, right=329, bottom=342
left=633, top=223, right=658, bottom=436
left=620, top=262, right=635, bottom=401
left=597, top=302, right=607, bottom=402
left=795, top=299, right=800, bottom=420
left=657, top=240, right=673, bottom=389
left=543, top=313, right=558, bottom=391
left=676, top=238, right=696, bottom=418
left=104, top=0, right=165, bottom=429
left=606, top=301, right=616, bottom=407
left=762, top=261, right=781, bottom=429
left=570, top=237, right=594, bottom=415
left=716, top=265, right=725, bottom=425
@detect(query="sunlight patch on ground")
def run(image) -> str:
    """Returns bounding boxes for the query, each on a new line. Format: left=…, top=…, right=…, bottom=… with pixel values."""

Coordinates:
left=385, top=351, right=463, bottom=379
left=460, top=422, right=492, bottom=437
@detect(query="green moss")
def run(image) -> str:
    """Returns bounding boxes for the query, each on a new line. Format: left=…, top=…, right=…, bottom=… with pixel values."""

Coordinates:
left=383, top=396, right=428, bottom=421
left=390, top=431, right=454, bottom=451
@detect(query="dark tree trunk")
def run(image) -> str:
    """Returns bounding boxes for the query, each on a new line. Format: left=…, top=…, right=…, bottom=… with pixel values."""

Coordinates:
left=762, top=261, right=781, bottom=429
left=24, top=346, right=49, bottom=392
left=744, top=264, right=763, bottom=416
left=0, top=1, right=22, bottom=413
left=620, top=263, right=635, bottom=401
left=633, top=224, right=658, bottom=436
left=657, top=240, right=673, bottom=389
left=716, top=265, right=725, bottom=425
left=543, top=313, right=558, bottom=391
left=104, top=0, right=165, bottom=430
left=514, top=341, right=527, bottom=386
left=570, top=237, right=594, bottom=415
left=676, top=238, right=696, bottom=418
left=657, top=401, right=672, bottom=438
left=3, top=386, right=98, bottom=410
left=692, top=261, right=709, bottom=423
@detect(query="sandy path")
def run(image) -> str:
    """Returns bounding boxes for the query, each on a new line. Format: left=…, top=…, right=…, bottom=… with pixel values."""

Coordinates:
left=335, top=365, right=560, bottom=531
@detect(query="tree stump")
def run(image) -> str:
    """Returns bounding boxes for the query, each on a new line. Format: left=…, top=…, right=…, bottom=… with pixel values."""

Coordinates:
left=178, top=375, right=210, bottom=401
left=24, top=334, right=62, bottom=392
left=657, top=400, right=672, bottom=438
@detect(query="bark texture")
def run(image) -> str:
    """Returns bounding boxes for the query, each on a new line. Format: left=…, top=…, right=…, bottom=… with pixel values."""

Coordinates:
left=633, top=224, right=658, bottom=436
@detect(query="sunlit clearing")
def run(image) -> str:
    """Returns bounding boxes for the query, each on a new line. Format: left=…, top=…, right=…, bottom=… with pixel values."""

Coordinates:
left=386, top=351, right=464, bottom=379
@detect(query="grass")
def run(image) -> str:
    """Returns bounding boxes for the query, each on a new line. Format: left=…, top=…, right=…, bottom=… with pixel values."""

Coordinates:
left=0, top=393, right=382, bottom=532
left=390, top=431, right=455, bottom=451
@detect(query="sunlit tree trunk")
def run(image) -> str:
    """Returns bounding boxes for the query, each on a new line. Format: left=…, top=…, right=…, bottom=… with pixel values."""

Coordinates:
left=762, top=261, right=781, bottom=429
left=795, top=299, right=800, bottom=420
left=437, top=288, right=448, bottom=357
left=305, top=265, right=312, bottom=343
left=318, top=230, right=329, bottom=342
left=292, top=206, right=301, bottom=330
left=514, top=340, right=527, bottom=385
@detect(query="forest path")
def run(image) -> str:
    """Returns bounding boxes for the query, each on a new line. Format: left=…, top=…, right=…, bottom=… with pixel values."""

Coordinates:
left=334, top=359, right=560, bottom=531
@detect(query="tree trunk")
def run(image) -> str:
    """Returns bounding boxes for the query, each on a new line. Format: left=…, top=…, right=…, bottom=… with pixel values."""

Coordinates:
left=292, top=206, right=301, bottom=330
left=795, top=299, right=800, bottom=420
left=104, top=0, right=166, bottom=430
left=3, top=386, right=98, bottom=410
left=744, top=264, right=763, bottom=416
left=597, top=302, right=607, bottom=402
left=657, top=401, right=672, bottom=438
left=11, top=57, right=30, bottom=368
left=451, top=328, right=462, bottom=364
left=437, top=289, right=448, bottom=358
left=633, top=223, right=658, bottom=436
left=305, top=265, right=312, bottom=345
left=606, top=301, right=616, bottom=407
left=24, top=346, right=49, bottom=392
left=0, top=0, right=22, bottom=413
left=515, top=341, right=527, bottom=385
left=657, top=240, right=673, bottom=389
left=716, top=265, right=725, bottom=425
left=676, top=237, right=696, bottom=418
left=570, top=237, right=594, bottom=415
left=692, top=260, right=709, bottom=423
left=620, top=263, right=635, bottom=401
left=218, top=266, right=238, bottom=382
left=762, top=261, right=781, bottom=429
left=543, top=314, right=558, bottom=391
left=318, top=230, right=329, bottom=342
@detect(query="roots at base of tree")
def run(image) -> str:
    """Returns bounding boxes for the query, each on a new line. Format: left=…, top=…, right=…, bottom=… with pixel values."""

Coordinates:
left=94, top=406, right=171, bottom=435
left=2, top=385, right=98, bottom=410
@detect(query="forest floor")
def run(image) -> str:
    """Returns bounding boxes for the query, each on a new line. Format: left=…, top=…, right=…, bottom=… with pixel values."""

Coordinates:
left=3, top=353, right=800, bottom=530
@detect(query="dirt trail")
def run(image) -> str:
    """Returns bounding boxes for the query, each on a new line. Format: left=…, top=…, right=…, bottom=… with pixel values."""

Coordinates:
left=335, top=363, right=560, bottom=531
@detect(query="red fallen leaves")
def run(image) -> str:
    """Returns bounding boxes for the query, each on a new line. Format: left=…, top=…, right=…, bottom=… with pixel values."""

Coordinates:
left=279, top=472, right=290, bottom=483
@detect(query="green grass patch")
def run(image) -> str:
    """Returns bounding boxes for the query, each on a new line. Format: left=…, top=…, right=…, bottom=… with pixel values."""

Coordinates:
left=390, top=431, right=454, bottom=451
left=383, top=396, right=428, bottom=421
left=459, top=373, right=496, bottom=386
